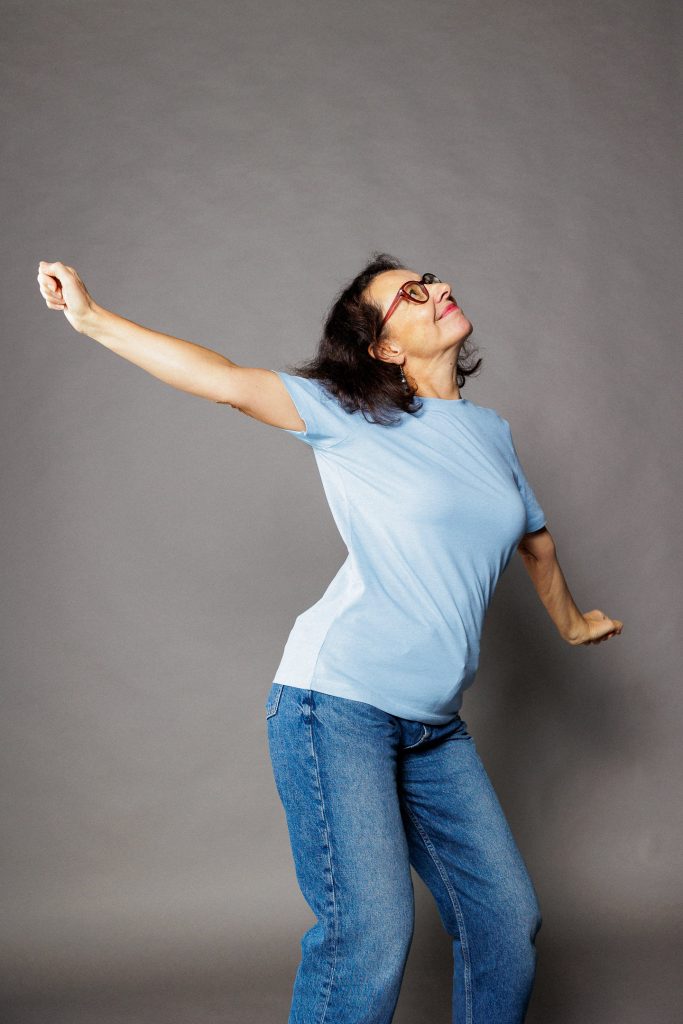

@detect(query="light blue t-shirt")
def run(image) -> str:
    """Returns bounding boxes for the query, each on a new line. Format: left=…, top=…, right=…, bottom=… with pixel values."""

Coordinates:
left=272, top=371, right=547, bottom=725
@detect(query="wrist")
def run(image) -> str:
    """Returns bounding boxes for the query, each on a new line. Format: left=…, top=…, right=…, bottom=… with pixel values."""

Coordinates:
left=562, top=615, right=586, bottom=645
left=74, top=301, right=109, bottom=337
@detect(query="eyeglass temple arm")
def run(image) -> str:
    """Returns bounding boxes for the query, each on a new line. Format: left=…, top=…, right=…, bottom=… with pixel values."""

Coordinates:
left=379, top=292, right=404, bottom=329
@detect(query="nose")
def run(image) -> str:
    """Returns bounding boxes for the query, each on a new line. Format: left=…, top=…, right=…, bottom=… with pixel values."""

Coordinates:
left=436, top=281, right=452, bottom=304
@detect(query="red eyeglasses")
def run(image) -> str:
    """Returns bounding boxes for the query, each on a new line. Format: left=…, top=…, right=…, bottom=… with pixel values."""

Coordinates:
left=379, top=272, right=442, bottom=330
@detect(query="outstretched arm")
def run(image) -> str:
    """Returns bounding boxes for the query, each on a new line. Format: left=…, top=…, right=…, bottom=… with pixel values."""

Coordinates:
left=516, top=527, right=623, bottom=645
left=36, top=260, right=306, bottom=431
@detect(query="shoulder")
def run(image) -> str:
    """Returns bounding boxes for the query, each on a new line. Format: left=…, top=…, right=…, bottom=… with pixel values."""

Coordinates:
left=467, top=404, right=515, bottom=457
left=277, top=371, right=325, bottom=394
left=467, top=401, right=510, bottom=433
left=278, top=372, right=342, bottom=407
left=276, top=371, right=357, bottom=449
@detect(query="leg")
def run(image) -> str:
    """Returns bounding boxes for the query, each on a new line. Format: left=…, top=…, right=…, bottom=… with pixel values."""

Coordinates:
left=266, top=684, right=415, bottom=1024
left=397, top=713, right=542, bottom=1024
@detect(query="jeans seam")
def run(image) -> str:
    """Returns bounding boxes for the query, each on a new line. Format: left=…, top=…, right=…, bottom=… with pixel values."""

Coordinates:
left=401, top=724, right=429, bottom=750
left=402, top=801, right=473, bottom=1024
left=266, top=682, right=284, bottom=719
left=306, top=701, right=339, bottom=1024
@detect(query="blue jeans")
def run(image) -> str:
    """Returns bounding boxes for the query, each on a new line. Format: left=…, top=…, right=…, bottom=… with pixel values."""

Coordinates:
left=265, top=684, right=542, bottom=1024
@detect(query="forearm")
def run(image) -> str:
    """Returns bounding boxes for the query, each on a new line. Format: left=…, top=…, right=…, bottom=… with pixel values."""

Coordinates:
left=76, top=303, right=235, bottom=401
left=518, top=546, right=585, bottom=643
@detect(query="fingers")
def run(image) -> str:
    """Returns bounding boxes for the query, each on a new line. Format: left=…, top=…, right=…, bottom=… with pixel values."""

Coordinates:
left=579, top=613, right=624, bottom=644
left=37, top=262, right=67, bottom=309
left=586, top=610, right=624, bottom=643
left=39, top=260, right=69, bottom=273
left=603, top=618, right=624, bottom=640
left=582, top=623, right=624, bottom=644
left=37, top=273, right=66, bottom=309
left=37, top=271, right=62, bottom=294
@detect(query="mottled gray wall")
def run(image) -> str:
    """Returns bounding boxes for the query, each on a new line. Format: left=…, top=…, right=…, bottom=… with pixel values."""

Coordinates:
left=1, top=0, right=681, bottom=1021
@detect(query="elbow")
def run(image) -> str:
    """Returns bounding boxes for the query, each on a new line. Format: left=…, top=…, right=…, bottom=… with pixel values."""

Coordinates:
left=517, top=526, right=556, bottom=563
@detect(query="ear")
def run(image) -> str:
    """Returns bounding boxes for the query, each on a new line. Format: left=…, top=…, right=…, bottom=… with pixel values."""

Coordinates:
left=368, top=341, right=401, bottom=364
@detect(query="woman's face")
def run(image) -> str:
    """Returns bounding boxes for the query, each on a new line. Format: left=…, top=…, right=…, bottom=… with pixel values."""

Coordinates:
left=365, top=268, right=473, bottom=365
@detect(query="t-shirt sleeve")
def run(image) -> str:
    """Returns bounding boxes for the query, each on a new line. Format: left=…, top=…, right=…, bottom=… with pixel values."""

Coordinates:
left=276, top=371, right=355, bottom=450
left=502, top=419, right=547, bottom=533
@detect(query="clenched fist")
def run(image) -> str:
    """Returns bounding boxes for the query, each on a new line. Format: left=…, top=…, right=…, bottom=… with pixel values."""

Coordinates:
left=36, top=261, right=97, bottom=332
left=569, top=609, right=624, bottom=645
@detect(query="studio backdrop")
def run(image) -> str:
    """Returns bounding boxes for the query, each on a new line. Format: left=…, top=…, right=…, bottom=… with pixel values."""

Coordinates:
left=1, top=1, right=681, bottom=1022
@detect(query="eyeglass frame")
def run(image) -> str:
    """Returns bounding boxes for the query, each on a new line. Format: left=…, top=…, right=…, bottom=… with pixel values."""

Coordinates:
left=378, top=272, right=442, bottom=331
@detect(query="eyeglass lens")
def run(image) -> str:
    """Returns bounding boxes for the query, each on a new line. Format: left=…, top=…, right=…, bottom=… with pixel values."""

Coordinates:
left=404, top=273, right=441, bottom=301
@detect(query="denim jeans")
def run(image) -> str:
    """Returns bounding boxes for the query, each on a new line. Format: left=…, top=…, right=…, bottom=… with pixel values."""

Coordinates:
left=266, top=683, right=542, bottom=1024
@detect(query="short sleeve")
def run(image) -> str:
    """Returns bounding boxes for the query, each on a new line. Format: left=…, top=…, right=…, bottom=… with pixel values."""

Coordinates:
left=276, top=372, right=355, bottom=450
left=502, top=419, right=547, bottom=533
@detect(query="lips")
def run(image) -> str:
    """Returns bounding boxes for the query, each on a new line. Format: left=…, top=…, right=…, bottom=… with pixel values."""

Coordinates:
left=439, top=303, right=458, bottom=319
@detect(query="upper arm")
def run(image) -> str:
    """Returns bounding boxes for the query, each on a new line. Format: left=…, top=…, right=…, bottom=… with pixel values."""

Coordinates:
left=215, top=366, right=355, bottom=449
left=214, top=365, right=306, bottom=431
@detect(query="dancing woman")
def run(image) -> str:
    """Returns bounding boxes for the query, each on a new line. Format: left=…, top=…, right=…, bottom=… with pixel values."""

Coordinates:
left=36, top=251, right=622, bottom=1024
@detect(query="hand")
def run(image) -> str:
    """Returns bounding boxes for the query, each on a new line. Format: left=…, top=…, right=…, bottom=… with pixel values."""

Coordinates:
left=36, top=260, right=98, bottom=332
left=568, top=609, right=624, bottom=645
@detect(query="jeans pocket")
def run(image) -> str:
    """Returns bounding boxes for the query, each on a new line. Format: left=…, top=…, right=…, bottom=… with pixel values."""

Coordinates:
left=265, top=682, right=285, bottom=719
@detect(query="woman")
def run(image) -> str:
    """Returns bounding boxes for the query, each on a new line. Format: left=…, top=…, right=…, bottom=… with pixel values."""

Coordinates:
left=37, top=252, right=622, bottom=1024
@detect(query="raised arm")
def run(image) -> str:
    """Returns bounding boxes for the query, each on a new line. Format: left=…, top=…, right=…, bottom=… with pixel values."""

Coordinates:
left=517, top=526, right=623, bottom=645
left=36, top=261, right=305, bottom=432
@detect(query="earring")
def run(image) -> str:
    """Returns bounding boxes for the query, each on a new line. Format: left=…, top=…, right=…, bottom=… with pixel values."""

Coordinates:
left=399, top=364, right=408, bottom=388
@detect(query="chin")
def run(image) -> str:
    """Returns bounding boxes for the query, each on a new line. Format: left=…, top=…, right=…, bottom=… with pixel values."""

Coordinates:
left=452, top=317, right=473, bottom=341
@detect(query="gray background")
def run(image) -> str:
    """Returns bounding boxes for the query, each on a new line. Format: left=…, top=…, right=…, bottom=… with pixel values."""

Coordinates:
left=2, top=0, right=681, bottom=1021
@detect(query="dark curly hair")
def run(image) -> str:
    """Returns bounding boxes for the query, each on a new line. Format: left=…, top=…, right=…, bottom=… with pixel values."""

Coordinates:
left=285, top=251, right=483, bottom=427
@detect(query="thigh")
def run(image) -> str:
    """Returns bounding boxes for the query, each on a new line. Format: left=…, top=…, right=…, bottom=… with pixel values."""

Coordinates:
left=266, top=684, right=415, bottom=938
left=397, top=714, right=541, bottom=937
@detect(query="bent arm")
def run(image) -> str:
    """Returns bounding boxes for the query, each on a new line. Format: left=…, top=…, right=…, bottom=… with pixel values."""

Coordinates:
left=516, top=527, right=585, bottom=643
left=76, top=305, right=305, bottom=430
